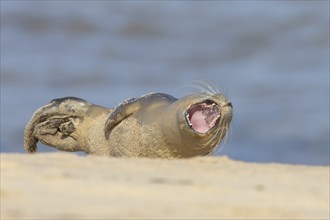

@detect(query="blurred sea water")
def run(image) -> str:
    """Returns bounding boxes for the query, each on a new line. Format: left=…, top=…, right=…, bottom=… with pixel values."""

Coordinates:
left=1, top=1, right=329, bottom=165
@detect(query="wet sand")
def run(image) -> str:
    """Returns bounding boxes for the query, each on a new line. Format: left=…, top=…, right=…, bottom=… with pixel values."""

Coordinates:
left=1, top=153, right=329, bottom=219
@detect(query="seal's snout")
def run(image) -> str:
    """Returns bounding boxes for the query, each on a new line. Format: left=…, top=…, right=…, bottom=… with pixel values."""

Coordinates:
left=224, top=102, right=233, bottom=108
left=185, top=100, right=221, bottom=134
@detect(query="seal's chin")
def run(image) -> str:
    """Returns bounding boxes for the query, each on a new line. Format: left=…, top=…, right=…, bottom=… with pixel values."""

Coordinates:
left=185, top=101, right=221, bottom=134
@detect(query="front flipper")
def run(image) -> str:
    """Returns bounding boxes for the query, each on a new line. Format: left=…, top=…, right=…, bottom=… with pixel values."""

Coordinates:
left=24, top=97, right=91, bottom=153
left=104, top=93, right=176, bottom=137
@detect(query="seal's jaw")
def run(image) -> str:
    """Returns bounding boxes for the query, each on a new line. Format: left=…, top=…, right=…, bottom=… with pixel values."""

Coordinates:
left=185, top=100, right=221, bottom=134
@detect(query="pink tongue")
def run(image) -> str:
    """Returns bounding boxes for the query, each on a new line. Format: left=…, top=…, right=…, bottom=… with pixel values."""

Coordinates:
left=190, top=111, right=210, bottom=133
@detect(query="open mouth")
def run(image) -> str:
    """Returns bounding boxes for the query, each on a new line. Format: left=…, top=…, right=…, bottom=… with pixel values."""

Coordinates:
left=185, top=101, right=221, bottom=134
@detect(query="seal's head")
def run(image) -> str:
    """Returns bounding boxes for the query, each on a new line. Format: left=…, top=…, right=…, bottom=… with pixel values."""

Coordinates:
left=172, top=92, right=233, bottom=157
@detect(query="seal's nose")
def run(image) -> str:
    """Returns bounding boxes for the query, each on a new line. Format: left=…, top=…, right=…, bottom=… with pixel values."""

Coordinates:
left=224, top=102, right=233, bottom=108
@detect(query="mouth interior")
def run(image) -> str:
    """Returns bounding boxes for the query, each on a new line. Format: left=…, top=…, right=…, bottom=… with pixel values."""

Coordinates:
left=185, top=101, right=221, bottom=133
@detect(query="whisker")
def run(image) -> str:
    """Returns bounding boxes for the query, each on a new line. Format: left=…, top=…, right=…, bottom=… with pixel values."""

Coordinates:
left=192, top=126, right=220, bottom=151
left=208, top=129, right=223, bottom=155
left=188, top=80, right=215, bottom=95
left=209, top=127, right=222, bottom=147
left=209, top=122, right=229, bottom=155
left=213, top=124, right=230, bottom=155
left=175, top=80, right=228, bottom=101
left=193, top=139, right=212, bottom=150
left=207, top=130, right=222, bottom=155
left=177, top=83, right=213, bottom=96
left=197, top=124, right=223, bottom=153
left=227, top=123, right=233, bottom=148
left=203, top=79, right=221, bottom=95
left=191, top=80, right=217, bottom=95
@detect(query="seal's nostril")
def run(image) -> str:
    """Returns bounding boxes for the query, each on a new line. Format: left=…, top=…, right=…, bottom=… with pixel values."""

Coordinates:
left=225, top=102, right=233, bottom=108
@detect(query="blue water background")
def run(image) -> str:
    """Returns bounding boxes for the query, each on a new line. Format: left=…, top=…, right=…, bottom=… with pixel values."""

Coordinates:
left=1, top=1, right=329, bottom=165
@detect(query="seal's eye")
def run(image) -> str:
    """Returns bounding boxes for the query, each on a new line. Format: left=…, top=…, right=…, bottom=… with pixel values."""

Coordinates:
left=185, top=101, right=221, bottom=133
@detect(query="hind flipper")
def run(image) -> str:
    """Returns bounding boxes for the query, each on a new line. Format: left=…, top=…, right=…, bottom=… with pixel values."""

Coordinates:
left=24, top=97, right=91, bottom=153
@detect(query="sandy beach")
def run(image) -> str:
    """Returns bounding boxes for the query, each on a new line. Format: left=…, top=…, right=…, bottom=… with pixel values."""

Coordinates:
left=1, top=153, right=329, bottom=219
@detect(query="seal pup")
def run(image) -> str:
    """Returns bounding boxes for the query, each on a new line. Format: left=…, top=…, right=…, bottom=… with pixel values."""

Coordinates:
left=24, top=90, right=233, bottom=158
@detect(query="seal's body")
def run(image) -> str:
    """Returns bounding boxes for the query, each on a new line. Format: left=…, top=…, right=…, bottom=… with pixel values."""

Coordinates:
left=24, top=92, right=232, bottom=158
